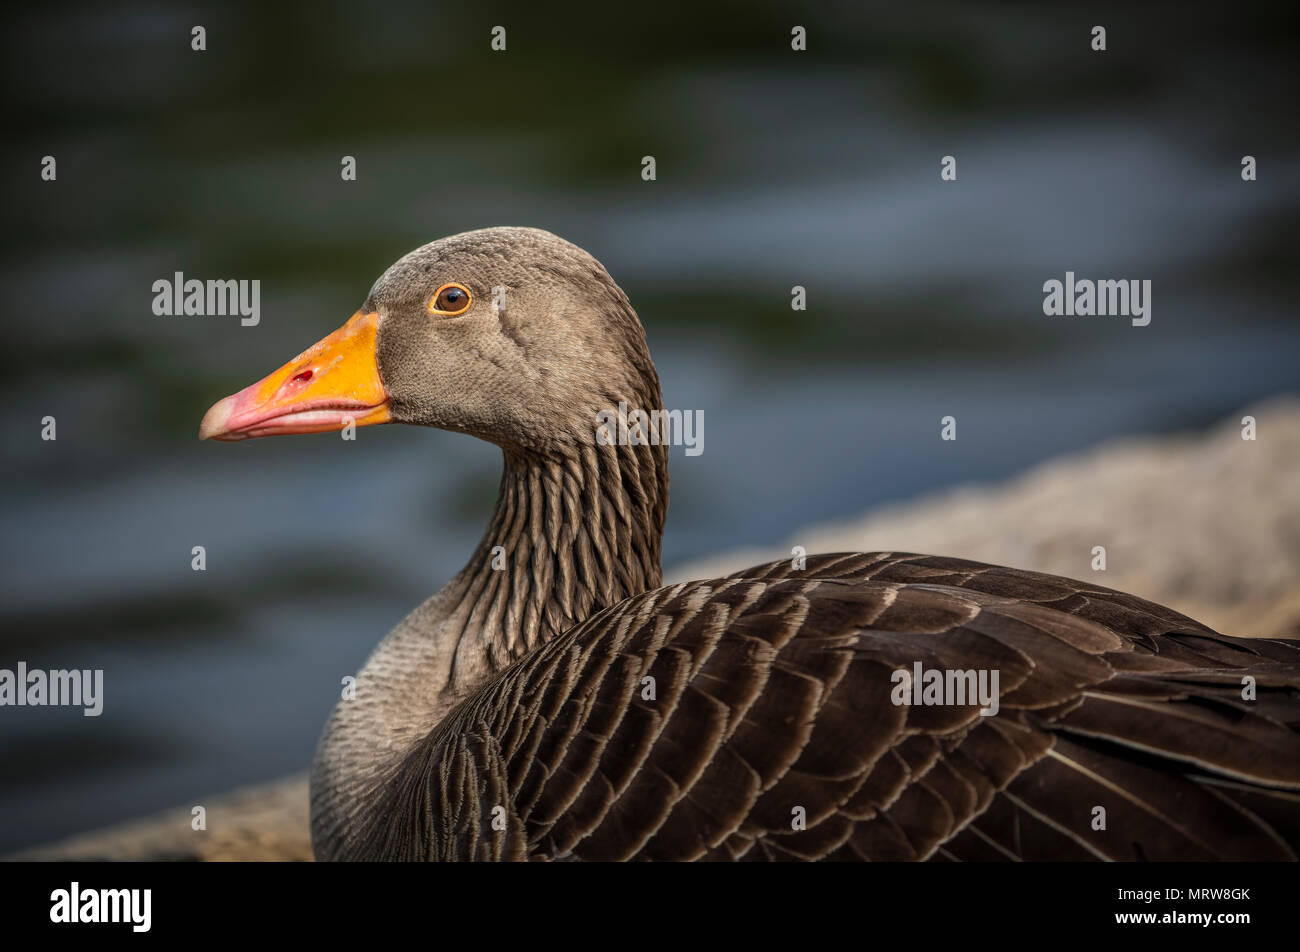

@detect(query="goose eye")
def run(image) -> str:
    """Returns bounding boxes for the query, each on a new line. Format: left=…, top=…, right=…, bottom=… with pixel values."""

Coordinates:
left=429, top=283, right=472, bottom=316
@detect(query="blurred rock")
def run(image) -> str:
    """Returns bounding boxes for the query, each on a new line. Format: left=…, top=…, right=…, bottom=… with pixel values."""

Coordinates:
left=671, top=396, right=1300, bottom=640
left=7, top=774, right=311, bottom=862
left=11, top=397, right=1297, bottom=861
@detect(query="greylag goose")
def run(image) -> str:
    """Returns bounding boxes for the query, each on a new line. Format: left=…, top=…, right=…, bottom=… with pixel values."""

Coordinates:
left=200, top=227, right=1300, bottom=861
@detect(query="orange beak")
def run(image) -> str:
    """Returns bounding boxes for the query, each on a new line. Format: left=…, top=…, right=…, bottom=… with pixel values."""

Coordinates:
left=199, top=310, right=391, bottom=441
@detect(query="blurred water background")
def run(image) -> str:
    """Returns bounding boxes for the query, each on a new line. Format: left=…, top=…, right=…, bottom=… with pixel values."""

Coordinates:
left=1, top=1, right=1297, bottom=852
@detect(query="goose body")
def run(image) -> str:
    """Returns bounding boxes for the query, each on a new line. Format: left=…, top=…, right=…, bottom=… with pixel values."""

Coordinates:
left=200, top=227, right=1300, bottom=861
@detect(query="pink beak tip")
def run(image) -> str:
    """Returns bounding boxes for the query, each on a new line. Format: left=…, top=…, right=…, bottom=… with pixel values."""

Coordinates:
left=198, top=395, right=237, bottom=441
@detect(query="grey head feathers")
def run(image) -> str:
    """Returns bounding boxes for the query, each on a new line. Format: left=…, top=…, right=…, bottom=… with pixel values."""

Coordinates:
left=366, top=226, right=661, bottom=455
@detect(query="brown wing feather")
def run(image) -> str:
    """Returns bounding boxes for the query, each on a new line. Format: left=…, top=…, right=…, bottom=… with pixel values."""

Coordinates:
left=372, top=553, right=1300, bottom=861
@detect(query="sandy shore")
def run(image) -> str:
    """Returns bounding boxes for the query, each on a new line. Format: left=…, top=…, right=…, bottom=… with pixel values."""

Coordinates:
left=11, top=396, right=1297, bottom=861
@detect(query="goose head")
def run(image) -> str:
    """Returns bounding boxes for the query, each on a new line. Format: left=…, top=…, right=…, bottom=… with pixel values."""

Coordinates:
left=198, top=226, right=661, bottom=452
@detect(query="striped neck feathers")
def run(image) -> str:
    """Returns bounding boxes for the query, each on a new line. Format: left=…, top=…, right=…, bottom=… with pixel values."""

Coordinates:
left=438, top=438, right=668, bottom=692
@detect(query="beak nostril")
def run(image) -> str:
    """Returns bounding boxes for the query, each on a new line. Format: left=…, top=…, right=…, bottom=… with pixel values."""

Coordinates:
left=291, top=369, right=314, bottom=384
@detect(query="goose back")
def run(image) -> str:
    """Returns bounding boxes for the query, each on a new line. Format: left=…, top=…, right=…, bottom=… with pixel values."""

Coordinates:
left=334, top=552, right=1300, bottom=861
